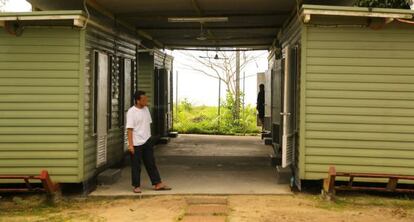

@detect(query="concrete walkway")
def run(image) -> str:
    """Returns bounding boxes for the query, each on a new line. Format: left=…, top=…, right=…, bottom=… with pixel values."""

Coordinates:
left=90, top=134, right=291, bottom=196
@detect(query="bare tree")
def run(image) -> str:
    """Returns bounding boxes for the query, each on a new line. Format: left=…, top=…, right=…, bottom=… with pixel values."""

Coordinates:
left=177, top=50, right=264, bottom=120
left=178, top=51, right=260, bottom=97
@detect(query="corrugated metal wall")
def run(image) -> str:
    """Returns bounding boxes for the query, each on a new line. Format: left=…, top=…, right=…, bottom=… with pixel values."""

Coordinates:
left=0, top=27, right=82, bottom=182
left=137, top=52, right=155, bottom=107
left=138, top=51, right=173, bottom=107
left=83, top=27, right=137, bottom=180
left=302, top=22, right=414, bottom=180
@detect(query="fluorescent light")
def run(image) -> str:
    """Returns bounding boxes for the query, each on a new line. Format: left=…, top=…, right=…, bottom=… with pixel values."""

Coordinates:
left=168, top=17, right=228, bottom=23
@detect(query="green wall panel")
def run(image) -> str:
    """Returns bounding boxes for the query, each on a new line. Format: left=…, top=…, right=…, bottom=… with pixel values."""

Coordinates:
left=302, top=22, right=414, bottom=180
left=0, top=26, right=82, bottom=183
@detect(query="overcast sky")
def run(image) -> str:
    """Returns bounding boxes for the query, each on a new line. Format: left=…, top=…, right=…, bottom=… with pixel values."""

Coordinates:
left=0, top=0, right=31, bottom=11
left=2, top=0, right=269, bottom=106
left=171, top=50, right=268, bottom=106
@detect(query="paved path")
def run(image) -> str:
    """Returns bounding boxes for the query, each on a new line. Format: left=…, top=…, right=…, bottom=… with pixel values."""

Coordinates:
left=90, top=134, right=291, bottom=196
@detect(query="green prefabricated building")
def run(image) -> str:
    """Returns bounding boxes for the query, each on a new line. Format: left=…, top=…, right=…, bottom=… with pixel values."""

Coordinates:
left=0, top=11, right=172, bottom=185
left=266, top=5, right=414, bottom=187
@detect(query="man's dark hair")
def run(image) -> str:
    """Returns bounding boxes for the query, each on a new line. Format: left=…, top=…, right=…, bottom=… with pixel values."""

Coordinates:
left=259, top=84, right=264, bottom=90
left=134, top=91, right=146, bottom=103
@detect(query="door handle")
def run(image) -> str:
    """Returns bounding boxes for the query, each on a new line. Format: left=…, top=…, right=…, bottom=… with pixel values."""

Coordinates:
left=280, top=112, right=291, bottom=116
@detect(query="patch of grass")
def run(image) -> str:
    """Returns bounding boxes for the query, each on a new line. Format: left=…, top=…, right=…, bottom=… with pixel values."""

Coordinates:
left=300, top=193, right=414, bottom=212
left=0, top=194, right=111, bottom=219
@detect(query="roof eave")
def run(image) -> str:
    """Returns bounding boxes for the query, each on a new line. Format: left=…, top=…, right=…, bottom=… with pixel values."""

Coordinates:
left=300, top=4, right=414, bottom=23
left=0, top=10, right=87, bottom=28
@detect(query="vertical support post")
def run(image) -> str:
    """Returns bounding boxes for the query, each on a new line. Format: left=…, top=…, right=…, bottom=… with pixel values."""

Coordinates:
left=218, top=77, right=221, bottom=133
left=235, top=50, right=240, bottom=120
left=242, top=71, right=246, bottom=135
left=175, top=71, right=178, bottom=121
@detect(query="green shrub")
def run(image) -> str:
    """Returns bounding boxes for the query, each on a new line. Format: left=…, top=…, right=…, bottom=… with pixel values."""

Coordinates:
left=173, top=95, right=260, bottom=135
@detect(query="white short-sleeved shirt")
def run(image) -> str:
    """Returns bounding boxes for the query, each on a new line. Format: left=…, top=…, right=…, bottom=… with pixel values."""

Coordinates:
left=126, top=106, right=152, bottom=146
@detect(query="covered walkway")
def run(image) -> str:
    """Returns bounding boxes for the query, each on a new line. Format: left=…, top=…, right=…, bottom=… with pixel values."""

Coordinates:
left=90, top=134, right=291, bottom=196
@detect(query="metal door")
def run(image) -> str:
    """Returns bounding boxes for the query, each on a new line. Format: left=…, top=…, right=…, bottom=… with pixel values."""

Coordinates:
left=123, top=58, right=132, bottom=152
left=281, top=46, right=293, bottom=168
left=96, top=52, right=109, bottom=167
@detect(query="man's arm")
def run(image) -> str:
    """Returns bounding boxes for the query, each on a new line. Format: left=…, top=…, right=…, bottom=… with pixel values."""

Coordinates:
left=126, top=109, right=135, bottom=154
left=127, top=128, right=134, bottom=154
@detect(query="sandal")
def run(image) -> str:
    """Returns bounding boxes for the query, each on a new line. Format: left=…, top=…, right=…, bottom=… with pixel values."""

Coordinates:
left=133, top=187, right=142, bottom=193
left=154, top=185, right=172, bottom=191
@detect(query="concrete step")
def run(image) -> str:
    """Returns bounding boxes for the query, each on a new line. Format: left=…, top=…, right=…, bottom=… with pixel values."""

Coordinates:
left=264, top=138, right=273, bottom=145
left=97, top=168, right=121, bottom=185
left=169, top=131, right=179, bottom=138
left=186, top=197, right=228, bottom=205
left=276, top=166, right=292, bottom=184
left=158, top=137, right=170, bottom=144
left=186, top=204, right=229, bottom=216
left=261, top=131, right=271, bottom=139
left=270, top=155, right=282, bottom=166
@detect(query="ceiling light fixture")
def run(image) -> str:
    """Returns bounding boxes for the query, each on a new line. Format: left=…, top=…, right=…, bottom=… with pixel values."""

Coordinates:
left=168, top=17, right=229, bottom=23
left=196, top=23, right=208, bottom=41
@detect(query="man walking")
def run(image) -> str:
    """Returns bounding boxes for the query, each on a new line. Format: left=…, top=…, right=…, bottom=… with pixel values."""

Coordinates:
left=126, top=90, right=171, bottom=193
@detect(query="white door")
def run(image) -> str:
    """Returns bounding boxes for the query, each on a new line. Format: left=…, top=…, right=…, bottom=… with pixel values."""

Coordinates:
left=123, top=59, right=132, bottom=152
left=96, top=52, right=109, bottom=167
left=281, top=46, right=293, bottom=168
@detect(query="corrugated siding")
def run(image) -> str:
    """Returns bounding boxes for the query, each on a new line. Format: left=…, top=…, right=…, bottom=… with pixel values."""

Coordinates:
left=84, top=28, right=137, bottom=180
left=138, top=52, right=155, bottom=107
left=0, top=27, right=81, bottom=182
left=138, top=51, right=172, bottom=108
left=154, top=50, right=173, bottom=70
left=303, top=23, right=414, bottom=180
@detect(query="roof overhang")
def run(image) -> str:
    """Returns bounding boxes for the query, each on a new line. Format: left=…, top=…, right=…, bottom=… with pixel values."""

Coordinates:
left=301, top=4, right=414, bottom=23
left=28, top=0, right=299, bottom=50
left=0, top=10, right=86, bottom=27
left=0, top=10, right=142, bottom=45
left=23, top=1, right=414, bottom=50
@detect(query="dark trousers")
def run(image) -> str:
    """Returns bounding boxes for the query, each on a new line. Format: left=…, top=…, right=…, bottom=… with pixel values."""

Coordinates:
left=130, top=139, right=161, bottom=187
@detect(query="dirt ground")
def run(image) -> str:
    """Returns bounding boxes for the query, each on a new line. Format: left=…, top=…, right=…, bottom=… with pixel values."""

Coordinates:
left=0, top=193, right=413, bottom=222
